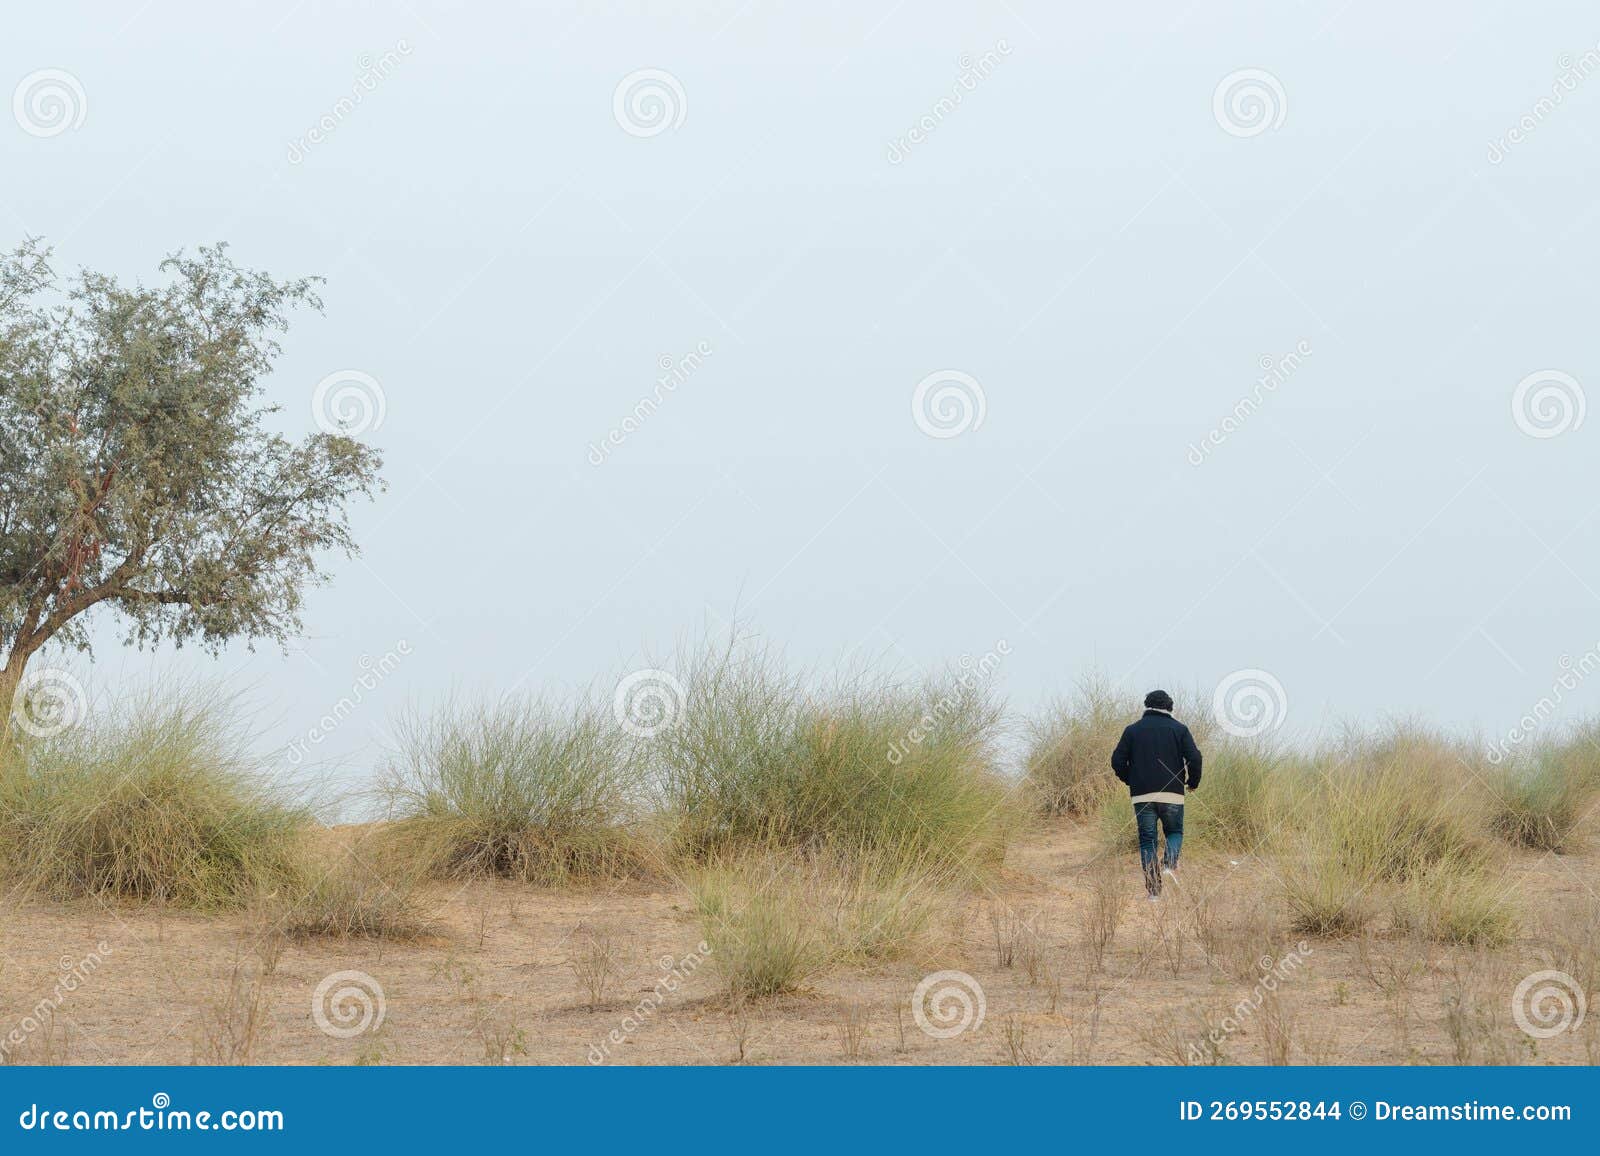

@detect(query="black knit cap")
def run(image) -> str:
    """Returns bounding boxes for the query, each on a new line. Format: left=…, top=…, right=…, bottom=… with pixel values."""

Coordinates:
left=1144, top=689, right=1174, bottom=711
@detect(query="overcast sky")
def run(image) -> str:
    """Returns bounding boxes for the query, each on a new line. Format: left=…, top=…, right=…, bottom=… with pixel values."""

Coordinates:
left=6, top=1, right=1599, bottom=791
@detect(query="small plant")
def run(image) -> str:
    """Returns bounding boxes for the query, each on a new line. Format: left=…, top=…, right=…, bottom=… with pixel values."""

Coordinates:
left=727, top=997, right=755, bottom=1064
left=1258, top=989, right=1295, bottom=1064
left=834, top=1001, right=868, bottom=1060
left=1085, top=864, right=1123, bottom=971
left=429, top=948, right=480, bottom=1002
left=1062, top=987, right=1103, bottom=1064
left=0, top=1015, right=72, bottom=1066
left=476, top=1012, right=528, bottom=1065
left=190, top=956, right=267, bottom=1065
left=1137, top=1004, right=1222, bottom=1065
left=998, top=1013, right=1041, bottom=1065
left=989, top=903, right=1022, bottom=968
left=569, top=925, right=622, bottom=1011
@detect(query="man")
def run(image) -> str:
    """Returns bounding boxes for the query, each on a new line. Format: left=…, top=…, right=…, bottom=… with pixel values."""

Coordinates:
left=1110, top=690, right=1202, bottom=900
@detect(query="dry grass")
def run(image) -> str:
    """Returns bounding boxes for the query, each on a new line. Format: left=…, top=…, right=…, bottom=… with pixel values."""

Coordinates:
left=568, top=924, right=622, bottom=1011
left=0, top=689, right=305, bottom=908
left=689, top=846, right=958, bottom=1001
left=651, top=637, right=1015, bottom=871
left=381, top=695, right=644, bottom=886
left=275, top=844, right=436, bottom=941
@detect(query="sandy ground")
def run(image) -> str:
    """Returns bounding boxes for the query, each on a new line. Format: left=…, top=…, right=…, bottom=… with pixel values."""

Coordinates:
left=1, top=821, right=1596, bottom=1066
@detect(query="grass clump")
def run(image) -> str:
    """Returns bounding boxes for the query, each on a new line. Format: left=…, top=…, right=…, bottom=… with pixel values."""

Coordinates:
left=381, top=695, right=642, bottom=885
left=652, top=638, right=1013, bottom=872
left=274, top=835, right=435, bottom=940
left=1024, top=676, right=1125, bottom=817
left=1317, top=728, right=1491, bottom=881
left=1391, top=857, right=1516, bottom=946
left=1487, top=739, right=1599, bottom=852
left=0, top=689, right=304, bottom=907
left=690, top=847, right=956, bottom=1001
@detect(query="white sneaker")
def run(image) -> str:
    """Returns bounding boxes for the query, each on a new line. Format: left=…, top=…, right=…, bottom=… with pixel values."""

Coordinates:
left=1147, top=893, right=1161, bottom=903
left=1163, top=867, right=1178, bottom=883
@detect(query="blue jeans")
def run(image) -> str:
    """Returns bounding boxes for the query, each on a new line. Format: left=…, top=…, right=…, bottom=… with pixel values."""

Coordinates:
left=1133, top=801, right=1183, bottom=894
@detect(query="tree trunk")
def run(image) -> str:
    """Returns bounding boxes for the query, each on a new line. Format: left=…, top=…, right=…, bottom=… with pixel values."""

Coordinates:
left=0, top=648, right=33, bottom=748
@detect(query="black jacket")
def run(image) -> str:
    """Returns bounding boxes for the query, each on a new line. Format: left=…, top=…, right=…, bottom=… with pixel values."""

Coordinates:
left=1110, top=710, right=1203, bottom=797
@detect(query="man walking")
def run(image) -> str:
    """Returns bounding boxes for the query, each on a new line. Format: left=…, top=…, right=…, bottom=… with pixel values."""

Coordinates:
left=1110, top=690, right=1202, bottom=900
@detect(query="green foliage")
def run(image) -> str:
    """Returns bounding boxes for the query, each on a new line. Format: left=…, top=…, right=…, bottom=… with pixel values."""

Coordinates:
left=0, top=239, right=382, bottom=710
left=381, top=695, right=644, bottom=884
left=0, top=686, right=304, bottom=906
left=649, top=637, right=1013, bottom=872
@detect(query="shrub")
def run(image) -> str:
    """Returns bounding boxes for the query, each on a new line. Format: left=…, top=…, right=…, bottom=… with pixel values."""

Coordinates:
left=1186, top=740, right=1283, bottom=850
left=692, top=856, right=826, bottom=999
left=1488, top=743, right=1597, bottom=852
left=1391, top=857, right=1516, bottom=946
left=275, top=835, right=435, bottom=940
left=1317, top=728, right=1491, bottom=881
left=1024, top=676, right=1125, bottom=817
left=690, top=847, right=956, bottom=1000
left=0, top=689, right=304, bottom=907
left=1279, top=833, right=1373, bottom=936
left=381, top=695, right=642, bottom=884
left=652, top=639, right=1013, bottom=871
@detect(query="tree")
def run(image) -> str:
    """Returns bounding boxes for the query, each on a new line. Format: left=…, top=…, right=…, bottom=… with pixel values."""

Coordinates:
left=0, top=239, right=383, bottom=734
